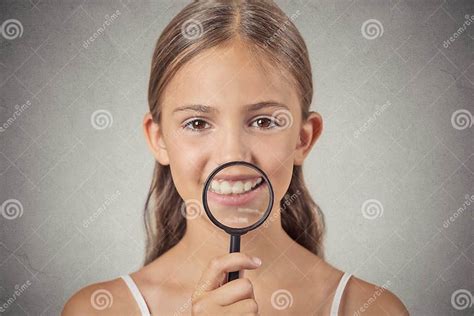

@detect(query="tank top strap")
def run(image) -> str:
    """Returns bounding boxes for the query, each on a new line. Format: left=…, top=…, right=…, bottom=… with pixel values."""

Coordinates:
left=120, top=274, right=151, bottom=316
left=329, top=271, right=352, bottom=316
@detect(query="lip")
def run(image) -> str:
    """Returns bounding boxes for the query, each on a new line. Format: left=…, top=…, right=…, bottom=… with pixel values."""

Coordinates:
left=207, top=180, right=265, bottom=206
left=212, top=175, right=262, bottom=182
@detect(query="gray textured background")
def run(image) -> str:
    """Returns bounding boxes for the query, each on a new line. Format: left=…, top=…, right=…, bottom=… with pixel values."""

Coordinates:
left=0, top=0, right=473, bottom=315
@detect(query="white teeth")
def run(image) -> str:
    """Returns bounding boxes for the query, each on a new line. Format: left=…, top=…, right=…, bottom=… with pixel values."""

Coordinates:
left=210, top=177, right=262, bottom=195
left=243, top=181, right=252, bottom=191
left=211, top=180, right=220, bottom=192
left=220, top=181, right=232, bottom=194
left=232, top=181, right=244, bottom=194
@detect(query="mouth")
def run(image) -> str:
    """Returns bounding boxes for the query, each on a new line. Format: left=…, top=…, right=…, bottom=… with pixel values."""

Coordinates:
left=206, top=176, right=266, bottom=207
left=209, top=177, right=263, bottom=195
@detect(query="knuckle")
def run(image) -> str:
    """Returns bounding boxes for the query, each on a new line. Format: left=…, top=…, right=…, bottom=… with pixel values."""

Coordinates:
left=244, top=278, right=253, bottom=288
left=191, top=293, right=199, bottom=305
left=247, top=299, right=258, bottom=312
left=209, top=258, right=221, bottom=270
left=191, top=291, right=206, bottom=306
left=241, top=278, right=253, bottom=291
left=191, top=301, right=204, bottom=314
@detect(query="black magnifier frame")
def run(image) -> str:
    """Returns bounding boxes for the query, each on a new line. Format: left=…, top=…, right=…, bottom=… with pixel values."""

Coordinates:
left=202, top=160, right=274, bottom=282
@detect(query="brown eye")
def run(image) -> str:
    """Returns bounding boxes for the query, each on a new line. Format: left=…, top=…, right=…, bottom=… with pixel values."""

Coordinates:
left=184, top=119, right=210, bottom=132
left=252, top=117, right=279, bottom=129
left=191, top=120, right=205, bottom=129
left=257, top=118, right=271, bottom=128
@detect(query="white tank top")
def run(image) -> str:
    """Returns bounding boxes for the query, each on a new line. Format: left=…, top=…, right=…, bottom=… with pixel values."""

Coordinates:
left=121, top=271, right=352, bottom=315
left=121, top=274, right=151, bottom=316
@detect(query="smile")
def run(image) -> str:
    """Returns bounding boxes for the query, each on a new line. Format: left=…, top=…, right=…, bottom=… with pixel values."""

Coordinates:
left=209, top=177, right=263, bottom=195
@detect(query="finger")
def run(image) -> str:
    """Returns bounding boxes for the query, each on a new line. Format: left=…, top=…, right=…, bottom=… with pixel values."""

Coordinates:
left=222, top=298, right=259, bottom=314
left=206, top=278, right=255, bottom=306
left=194, top=253, right=262, bottom=295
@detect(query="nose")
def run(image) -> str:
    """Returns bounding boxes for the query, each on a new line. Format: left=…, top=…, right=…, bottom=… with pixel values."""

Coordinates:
left=214, top=124, right=252, bottom=165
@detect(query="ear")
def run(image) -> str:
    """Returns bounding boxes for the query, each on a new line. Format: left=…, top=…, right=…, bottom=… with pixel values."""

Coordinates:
left=294, top=111, right=323, bottom=166
left=143, top=112, right=170, bottom=166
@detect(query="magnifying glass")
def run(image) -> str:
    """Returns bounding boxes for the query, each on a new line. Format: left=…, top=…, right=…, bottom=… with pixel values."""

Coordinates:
left=202, top=160, right=274, bottom=282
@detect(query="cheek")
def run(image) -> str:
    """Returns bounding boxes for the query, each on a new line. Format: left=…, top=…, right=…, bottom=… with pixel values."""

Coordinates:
left=264, top=162, right=293, bottom=206
left=257, top=135, right=297, bottom=203
left=256, top=130, right=297, bottom=168
left=167, top=140, right=208, bottom=200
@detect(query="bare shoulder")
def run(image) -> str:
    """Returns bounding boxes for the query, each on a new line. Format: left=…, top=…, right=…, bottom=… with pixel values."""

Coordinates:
left=61, top=276, right=139, bottom=316
left=342, top=275, right=409, bottom=316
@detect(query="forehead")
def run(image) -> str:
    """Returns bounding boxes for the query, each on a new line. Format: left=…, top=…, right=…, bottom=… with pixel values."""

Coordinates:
left=161, top=41, right=299, bottom=111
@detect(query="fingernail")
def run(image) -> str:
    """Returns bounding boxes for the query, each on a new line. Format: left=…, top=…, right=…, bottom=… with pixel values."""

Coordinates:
left=252, top=257, right=262, bottom=266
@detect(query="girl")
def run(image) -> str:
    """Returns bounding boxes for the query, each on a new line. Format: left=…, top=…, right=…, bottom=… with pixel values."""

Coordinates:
left=63, top=0, right=408, bottom=315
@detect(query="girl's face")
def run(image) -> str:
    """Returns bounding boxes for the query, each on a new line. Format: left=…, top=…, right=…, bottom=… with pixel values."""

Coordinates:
left=146, top=40, right=321, bottom=215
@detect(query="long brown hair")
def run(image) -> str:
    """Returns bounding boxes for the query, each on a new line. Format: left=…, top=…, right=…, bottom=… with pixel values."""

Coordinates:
left=143, top=0, right=325, bottom=266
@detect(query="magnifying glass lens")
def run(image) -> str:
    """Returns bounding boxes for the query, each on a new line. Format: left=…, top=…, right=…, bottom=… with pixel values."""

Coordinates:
left=205, top=164, right=270, bottom=229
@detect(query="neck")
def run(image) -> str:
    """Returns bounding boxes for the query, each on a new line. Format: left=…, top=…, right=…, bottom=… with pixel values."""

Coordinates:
left=172, top=205, right=295, bottom=286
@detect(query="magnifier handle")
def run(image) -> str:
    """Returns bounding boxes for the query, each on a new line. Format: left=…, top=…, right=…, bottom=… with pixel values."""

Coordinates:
left=227, top=235, right=241, bottom=282
left=227, top=270, right=239, bottom=282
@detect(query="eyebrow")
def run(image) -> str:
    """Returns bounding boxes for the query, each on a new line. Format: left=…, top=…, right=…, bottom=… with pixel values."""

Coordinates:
left=172, top=101, right=289, bottom=114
